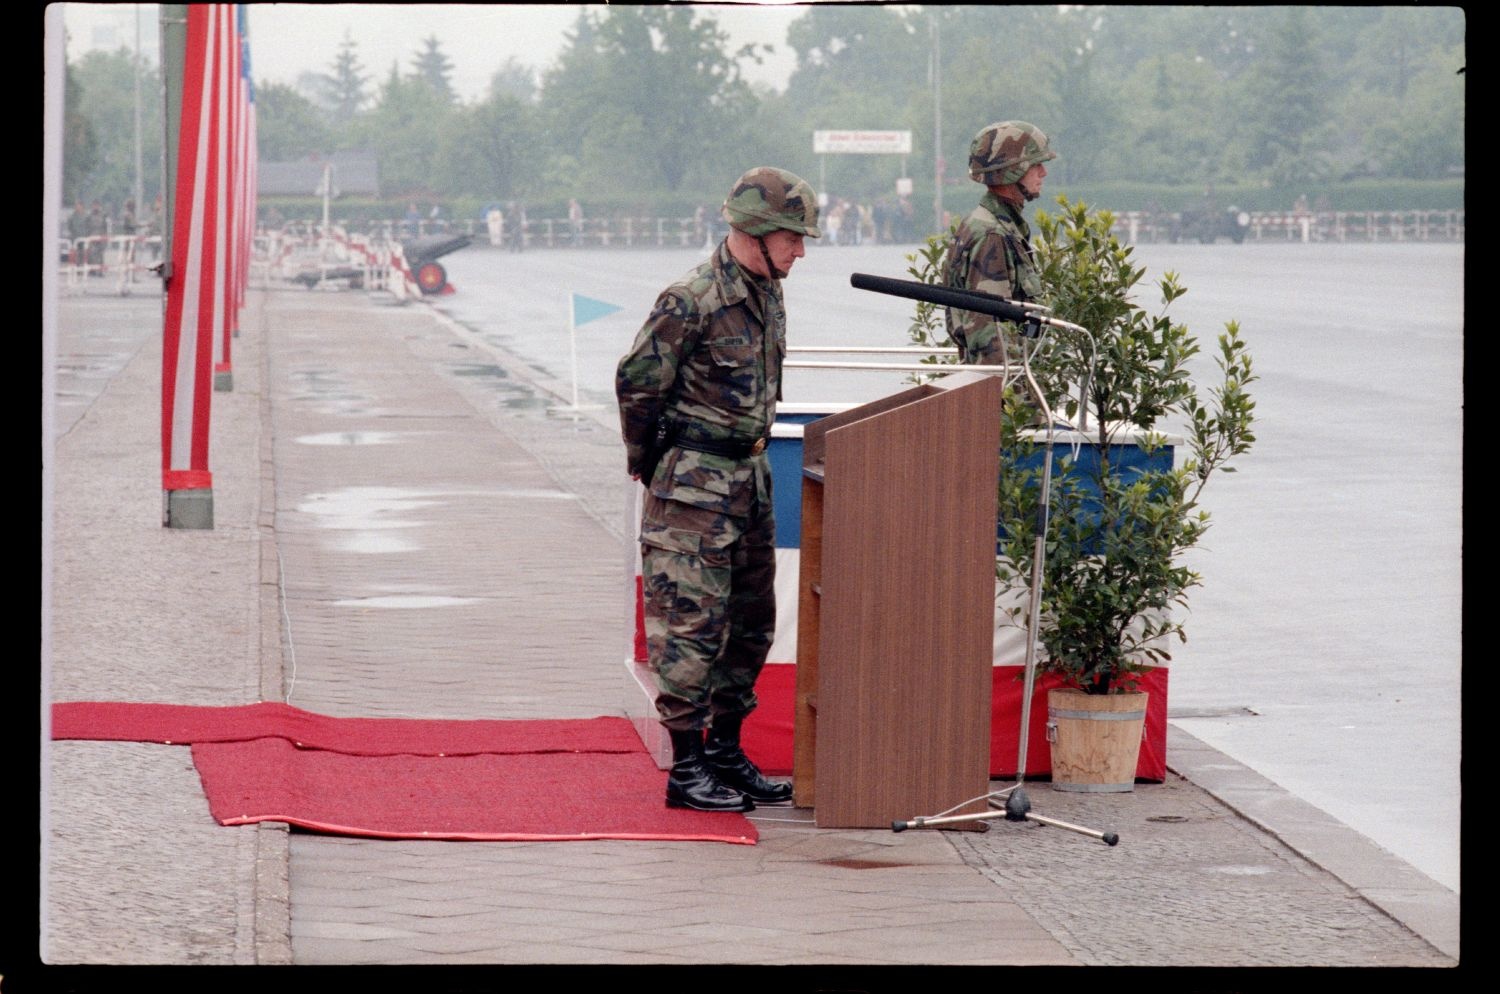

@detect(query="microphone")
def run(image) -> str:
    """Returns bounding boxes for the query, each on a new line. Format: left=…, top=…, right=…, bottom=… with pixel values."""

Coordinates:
left=849, top=273, right=1087, bottom=334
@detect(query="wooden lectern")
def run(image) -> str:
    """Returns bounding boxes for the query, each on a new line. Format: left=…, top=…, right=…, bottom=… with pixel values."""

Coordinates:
left=793, top=372, right=1002, bottom=828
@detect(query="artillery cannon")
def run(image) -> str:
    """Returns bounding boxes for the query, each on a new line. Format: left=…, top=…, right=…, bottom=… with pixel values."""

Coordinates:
left=1168, top=205, right=1250, bottom=244
left=401, top=233, right=472, bottom=295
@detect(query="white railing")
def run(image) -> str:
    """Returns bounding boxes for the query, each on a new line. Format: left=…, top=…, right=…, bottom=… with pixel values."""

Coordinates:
left=1109, top=209, right=1463, bottom=244
left=59, top=234, right=163, bottom=295
left=252, top=208, right=1464, bottom=255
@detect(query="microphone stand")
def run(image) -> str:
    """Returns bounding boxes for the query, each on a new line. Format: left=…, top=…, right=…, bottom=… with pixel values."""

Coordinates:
left=849, top=273, right=1119, bottom=846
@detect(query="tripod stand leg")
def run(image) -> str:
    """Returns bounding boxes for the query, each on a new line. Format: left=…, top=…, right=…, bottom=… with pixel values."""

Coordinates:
left=891, top=805, right=1118, bottom=845
left=1025, top=812, right=1119, bottom=846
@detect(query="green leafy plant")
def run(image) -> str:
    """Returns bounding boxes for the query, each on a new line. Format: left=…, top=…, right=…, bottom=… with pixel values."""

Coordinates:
left=908, top=197, right=1256, bottom=694
left=903, top=231, right=959, bottom=381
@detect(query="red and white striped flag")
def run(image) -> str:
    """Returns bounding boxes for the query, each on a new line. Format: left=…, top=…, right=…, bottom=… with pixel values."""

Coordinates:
left=162, top=4, right=236, bottom=492
left=236, top=5, right=255, bottom=312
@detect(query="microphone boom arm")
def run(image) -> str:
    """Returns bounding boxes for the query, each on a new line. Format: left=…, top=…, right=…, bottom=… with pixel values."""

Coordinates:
left=849, top=272, right=1088, bottom=334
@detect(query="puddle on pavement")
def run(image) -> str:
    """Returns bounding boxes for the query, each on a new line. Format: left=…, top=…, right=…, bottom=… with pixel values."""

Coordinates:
left=295, top=485, right=579, bottom=555
left=819, top=859, right=915, bottom=870
left=333, top=595, right=483, bottom=609
left=57, top=357, right=120, bottom=376
left=450, top=363, right=507, bottom=378
left=288, top=368, right=373, bottom=413
left=445, top=360, right=554, bottom=413
left=331, top=533, right=419, bottom=554
left=294, top=430, right=413, bottom=446
left=296, top=487, right=443, bottom=530
left=1206, top=865, right=1273, bottom=876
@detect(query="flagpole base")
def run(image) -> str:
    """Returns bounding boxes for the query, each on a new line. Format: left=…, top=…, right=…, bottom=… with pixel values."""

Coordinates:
left=163, top=488, right=215, bottom=530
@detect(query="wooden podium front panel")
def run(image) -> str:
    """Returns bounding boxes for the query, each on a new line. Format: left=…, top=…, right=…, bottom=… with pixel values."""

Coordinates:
left=811, top=377, right=1001, bottom=828
left=791, top=470, right=823, bottom=809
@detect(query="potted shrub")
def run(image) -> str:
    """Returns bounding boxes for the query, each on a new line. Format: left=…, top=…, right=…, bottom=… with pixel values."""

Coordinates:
left=907, top=197, right=1257, bottom=789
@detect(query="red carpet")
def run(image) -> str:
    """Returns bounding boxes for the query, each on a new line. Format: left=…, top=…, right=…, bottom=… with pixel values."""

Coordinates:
left=51, top=702, right=756, bottom=845
left=51, top=701, right=642, bottom=755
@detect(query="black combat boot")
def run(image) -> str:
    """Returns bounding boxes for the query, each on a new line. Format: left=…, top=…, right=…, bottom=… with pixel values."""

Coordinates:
left=665, top=728, right=754, bottom=812
left=705, top=714, right=792, bottom=804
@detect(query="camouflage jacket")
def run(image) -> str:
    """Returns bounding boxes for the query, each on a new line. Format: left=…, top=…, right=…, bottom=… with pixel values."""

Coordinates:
left=941, top=192, right=1042, bottom=364
left=615, top=240, right=785, bottom=516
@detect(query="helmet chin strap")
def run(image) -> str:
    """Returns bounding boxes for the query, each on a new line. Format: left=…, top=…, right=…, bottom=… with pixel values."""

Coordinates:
left=995, top=184, right=1026, bottom=207
left=757, top=234, right=786, bottom=280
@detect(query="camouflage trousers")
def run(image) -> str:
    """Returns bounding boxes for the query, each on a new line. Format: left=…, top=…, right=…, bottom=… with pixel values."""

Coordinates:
left=639, top=491, right=776, bottom=731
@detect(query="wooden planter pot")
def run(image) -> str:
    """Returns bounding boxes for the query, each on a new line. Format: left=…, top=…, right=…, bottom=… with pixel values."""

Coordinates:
left=1046, top=688, right=1149, bottom=792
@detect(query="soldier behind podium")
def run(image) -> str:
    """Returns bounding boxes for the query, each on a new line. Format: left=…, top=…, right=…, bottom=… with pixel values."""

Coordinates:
left=616, top=167, right=821, bottom=812
left=942, top=121, right=1057, bottom=373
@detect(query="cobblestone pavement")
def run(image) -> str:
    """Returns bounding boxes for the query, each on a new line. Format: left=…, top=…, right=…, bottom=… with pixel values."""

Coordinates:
left=44, top=291, right=273, bottom=968
left=36, top=285, right=1460, bottom=982
left=952, top=773, right=1449, bottom=967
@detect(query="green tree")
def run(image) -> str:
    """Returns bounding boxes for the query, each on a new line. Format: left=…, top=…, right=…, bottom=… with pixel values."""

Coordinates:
left=1038, top=8, right=1124, bottom=185
left=409, top=35, right=456, bottom=103
left=784, top=2, right=921, bottom=94
left=327, top=31, right=371, bottom=120
left=539, top=5, right=761, bottom=193
left=1114, top=53, right=1228, bottom=185
left=66, top=48, right=161, bottom=210
left=774, top=4, right=926, bottom=200
left=255, top=81, right=333, bottom=160
left=436, top=91, right=542, bottom=200
left=488, top=56, right=537, bottom=104
left=1234, top=7, right=1334, bottom=186
left=1363, top=43, right=1466, bottom=179
left=348, top=63, right=455, bottom=196
left=63, top=58, right=98, bottom=205
left=934, top=7, right=1059, bottom=181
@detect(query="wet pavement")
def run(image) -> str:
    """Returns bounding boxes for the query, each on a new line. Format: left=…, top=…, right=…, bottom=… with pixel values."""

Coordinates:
left=37, top=282, right=1460, bottom=981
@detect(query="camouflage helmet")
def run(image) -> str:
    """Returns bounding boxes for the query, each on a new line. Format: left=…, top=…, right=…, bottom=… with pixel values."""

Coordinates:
left=968, top=121, right=1057, bottom=186
left=721, top=167, right=822, bottom=238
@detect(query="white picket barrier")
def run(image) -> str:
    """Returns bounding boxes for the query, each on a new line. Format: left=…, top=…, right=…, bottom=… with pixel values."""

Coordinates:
left=386, top=241, right=420, bottom=300
left=59, top=234, right=163, bottom=295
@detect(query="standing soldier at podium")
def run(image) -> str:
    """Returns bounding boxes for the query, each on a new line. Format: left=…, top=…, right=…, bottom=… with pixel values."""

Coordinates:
left=616, top=167, right=821, bottom=813
left=942, top=121, right=1058, bottom=374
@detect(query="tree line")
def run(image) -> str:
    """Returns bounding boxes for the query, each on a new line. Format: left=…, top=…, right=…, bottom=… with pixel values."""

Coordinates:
left=64, top=5, right=1465, bottom=226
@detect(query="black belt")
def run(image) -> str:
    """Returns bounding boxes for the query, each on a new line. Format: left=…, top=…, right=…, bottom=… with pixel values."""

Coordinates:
left=674, top=434, right=769, bottom=458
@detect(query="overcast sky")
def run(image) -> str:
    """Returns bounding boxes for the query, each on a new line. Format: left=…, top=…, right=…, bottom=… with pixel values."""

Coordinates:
left=59, top=3, right=811, bottom=101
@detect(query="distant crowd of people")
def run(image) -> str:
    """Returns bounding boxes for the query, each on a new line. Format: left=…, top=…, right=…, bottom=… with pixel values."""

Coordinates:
left=63, top=195, right=162, bottom=269
left=693, top=193, right=921, bottom=249
left=820, top=195, right=920, bottom=246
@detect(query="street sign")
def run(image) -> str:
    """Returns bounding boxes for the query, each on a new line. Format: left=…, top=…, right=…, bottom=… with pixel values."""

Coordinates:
left=814, top=130, right=913, bottom=155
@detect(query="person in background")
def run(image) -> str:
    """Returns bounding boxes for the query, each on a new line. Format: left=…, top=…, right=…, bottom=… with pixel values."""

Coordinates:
left=941, top=120, right=1057, bottom=370
left=507, top=201, right=527, bottom=252
left=568, top=198, right=584, bottom=247
left=67, top=200, right=88, bottom=265
left=85, top=200, right=108, bottom=271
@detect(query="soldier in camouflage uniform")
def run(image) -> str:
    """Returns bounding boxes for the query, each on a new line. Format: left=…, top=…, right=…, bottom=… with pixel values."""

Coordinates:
left=616, top=167, right=820, bottom=812
left=942, top=121, right=1058, bottom=371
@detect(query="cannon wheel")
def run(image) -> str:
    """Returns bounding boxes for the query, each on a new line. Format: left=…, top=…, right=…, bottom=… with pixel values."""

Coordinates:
left=415, top=261, right=448, bottom=295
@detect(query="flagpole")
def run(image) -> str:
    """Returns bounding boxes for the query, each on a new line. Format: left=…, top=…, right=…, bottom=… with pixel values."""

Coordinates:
left=553, top=292, right=615, bottom=415
left=567, top=290, right=580, bottom=409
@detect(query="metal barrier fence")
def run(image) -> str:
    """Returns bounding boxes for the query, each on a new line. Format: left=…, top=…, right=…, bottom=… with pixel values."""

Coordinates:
left=58, top=234, right=164, bottom=295
left=338, top=209, right=1462, bottom=249
left=67, top=208, right=1458, bottom=298
left=352, top=216, right=713, bottom=251
left=1109, top=209, right=1464, bottom=244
